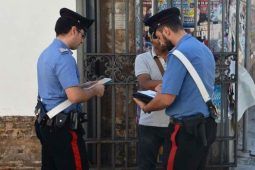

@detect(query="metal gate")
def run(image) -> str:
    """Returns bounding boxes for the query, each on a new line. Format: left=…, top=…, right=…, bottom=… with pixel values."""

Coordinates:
left=76, top=0, right=251, bottom=169
left=78, top=0, right=138, bottom=169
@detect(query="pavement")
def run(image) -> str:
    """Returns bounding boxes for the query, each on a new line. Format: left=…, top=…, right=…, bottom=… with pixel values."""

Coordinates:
left=231, top=106, right=255, bottom=170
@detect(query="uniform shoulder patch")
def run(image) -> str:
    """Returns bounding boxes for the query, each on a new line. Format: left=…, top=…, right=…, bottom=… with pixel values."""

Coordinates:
left=59, top=48, right=69, bottom=54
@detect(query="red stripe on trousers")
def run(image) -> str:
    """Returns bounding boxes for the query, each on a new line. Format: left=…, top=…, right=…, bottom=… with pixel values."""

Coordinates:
left=69, top=130, right=82, bottom=170
left=167, top=124, right=181, bottom=170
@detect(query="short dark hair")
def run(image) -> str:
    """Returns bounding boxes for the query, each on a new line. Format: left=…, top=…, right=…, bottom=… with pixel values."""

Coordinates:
left=55, top=17, right=83, bottom=36
left=157, top=17, right=183, bottom=33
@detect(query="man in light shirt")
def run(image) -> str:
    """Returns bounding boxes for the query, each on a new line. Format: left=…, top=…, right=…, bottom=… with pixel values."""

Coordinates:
left=135, top=27, right=173, bottom=170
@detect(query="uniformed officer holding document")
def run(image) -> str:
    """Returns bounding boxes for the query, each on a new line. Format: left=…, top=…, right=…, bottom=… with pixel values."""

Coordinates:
left=35, top=8, right=105, bottom=170
left=134, top=7, right=217, bottom=170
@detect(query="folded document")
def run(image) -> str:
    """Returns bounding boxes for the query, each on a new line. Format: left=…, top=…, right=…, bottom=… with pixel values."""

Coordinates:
left=80, top=78, right=112, bottom=89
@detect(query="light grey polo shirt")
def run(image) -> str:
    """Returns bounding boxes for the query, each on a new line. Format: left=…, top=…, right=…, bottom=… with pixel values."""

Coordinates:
left=134, top=49, right=169, bottom=127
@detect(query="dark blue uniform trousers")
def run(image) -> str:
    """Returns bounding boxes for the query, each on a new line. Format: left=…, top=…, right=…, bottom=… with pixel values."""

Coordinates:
left=162, top=117, right=217, bottom=170
left=35, top=121, right=89, bottom=170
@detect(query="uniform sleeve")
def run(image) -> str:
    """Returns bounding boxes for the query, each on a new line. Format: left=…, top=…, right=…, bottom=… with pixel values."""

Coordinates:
left=161, top=54, right=187, bottom=95
left=135, top=54, right=150, bottom=77
left=55, top=54, right=79, bottom=89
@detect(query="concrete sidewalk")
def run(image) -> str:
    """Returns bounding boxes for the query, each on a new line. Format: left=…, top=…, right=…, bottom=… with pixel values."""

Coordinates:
left=232, top=106, right=255, bottom=170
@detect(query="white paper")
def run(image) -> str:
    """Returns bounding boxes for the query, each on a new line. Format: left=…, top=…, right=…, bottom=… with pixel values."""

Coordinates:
left=81, top=78, right=112, bottom=90
left=138, top=90, right=156, bottom=98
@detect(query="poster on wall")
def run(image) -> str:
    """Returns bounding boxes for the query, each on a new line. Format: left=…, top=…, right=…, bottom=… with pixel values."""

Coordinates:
left=158, top=0, right=168, bottom=11
left=252, top=3, right=255, bottom=55
left=173, top=0, right=195, bottom=28
left=209, top=0, right=223, bottom=52
left=251, top=3, right=255, bottom=78
left=228, top=0, right=246, bottom=65
left=143, top=0, right=153, bottom=52
left=136, top=0, right=247, bottom=56
left=251, top=4, right=255, bottom=59
left=135, top=0, right=152, bottom=53
left=195, top=0, right=209, bottom=44
left=211, top=84, right=221, bottom=122
left=239, top=1, right=246, bottom=65
left=114, top=2, right=126, bottom=30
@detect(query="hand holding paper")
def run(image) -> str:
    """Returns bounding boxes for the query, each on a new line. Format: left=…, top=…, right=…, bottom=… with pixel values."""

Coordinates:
left=97, top=78, right=112, bottom=85
left=46, top=78, right=112, bottom=119
left=133, top=90, right=156, bottom=103
left=133, top=98, right=146, bottom=110
left=133, top=90, right=156, bottom=113
left=83, top=78, right=112, bottom=97
left=80, top=78, right=112, bottom=89
left=80, top=81, right=98, bottom=89
left=155, top=84, right=162, bottom=93
left=93, top=84, right=105, bottom=97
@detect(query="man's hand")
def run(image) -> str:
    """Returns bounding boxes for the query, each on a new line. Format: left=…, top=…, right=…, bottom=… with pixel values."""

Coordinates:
left=155, top=84, right=162, bottom=93
left=133, top=98, right=146, bottom=110
left=80, top=81, right=98, bottom=89
left=66, top=83, right=105, bottom=103
left=93, top=84, right=105, bottom=97
left=134, top=93, right=176, bottom=113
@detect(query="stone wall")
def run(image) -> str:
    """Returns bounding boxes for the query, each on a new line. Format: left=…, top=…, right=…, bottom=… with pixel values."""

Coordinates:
left=0, top=116, right=40, bottom=170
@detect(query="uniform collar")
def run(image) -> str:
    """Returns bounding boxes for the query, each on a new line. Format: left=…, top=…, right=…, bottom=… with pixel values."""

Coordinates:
left=175, top=33, right=191, bottom=49
left=167, top=34, right=191, bottom=57
left=54, top=38, right=73, bottom=54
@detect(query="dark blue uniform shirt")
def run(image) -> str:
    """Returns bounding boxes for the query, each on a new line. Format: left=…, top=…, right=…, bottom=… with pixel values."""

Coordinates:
left=162, top=34, right=215, bottom=119
left=37, top=38, right=81, bottom=113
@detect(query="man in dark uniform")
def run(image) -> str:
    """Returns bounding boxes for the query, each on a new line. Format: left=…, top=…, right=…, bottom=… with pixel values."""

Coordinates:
left=36, top=8, right=105, bottom=170
left=134, top=7, right=217, bottom=170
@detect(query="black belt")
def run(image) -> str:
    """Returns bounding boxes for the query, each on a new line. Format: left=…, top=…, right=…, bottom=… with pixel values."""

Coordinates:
left=38, top=111, right=87, bottom=130
left=169, top=117, right=183, bottom=125
left=169, top=114, right=211, bottom=125
left=169, top=113, right=210, bottom=146
left=37, top=112, right=68, bottom=128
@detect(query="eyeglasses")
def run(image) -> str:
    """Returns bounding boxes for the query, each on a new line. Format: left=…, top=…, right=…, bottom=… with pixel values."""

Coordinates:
left=77, top=29, right=86, bottom=39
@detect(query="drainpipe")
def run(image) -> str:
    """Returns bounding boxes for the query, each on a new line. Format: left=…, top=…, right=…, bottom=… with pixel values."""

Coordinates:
left=243, top=0, right=251, bottom=152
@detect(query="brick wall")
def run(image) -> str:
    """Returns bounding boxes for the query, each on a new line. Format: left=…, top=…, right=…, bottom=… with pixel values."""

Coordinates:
left=0, top=116, right=41, bottom=170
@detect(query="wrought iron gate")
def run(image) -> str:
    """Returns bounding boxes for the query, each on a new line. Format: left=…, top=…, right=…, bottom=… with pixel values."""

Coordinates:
left=76, top=0, right=249, bottom=169
left=79, top=0, right=138, bottom=169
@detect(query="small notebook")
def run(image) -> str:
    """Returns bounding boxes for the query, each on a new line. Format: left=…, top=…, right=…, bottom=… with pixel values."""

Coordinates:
left=133, top=90, right=156, bottom=103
